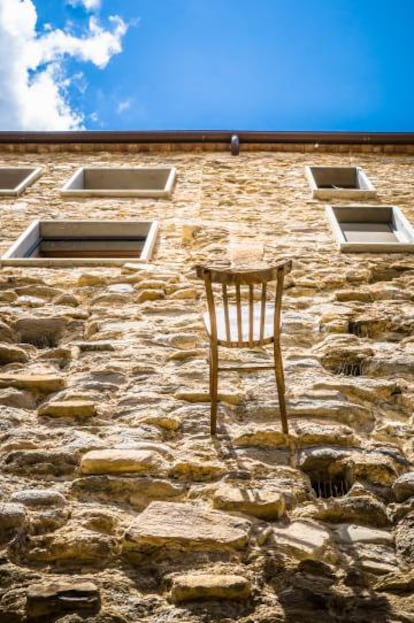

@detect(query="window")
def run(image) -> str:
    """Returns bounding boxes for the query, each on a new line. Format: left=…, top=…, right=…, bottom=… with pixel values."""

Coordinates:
left=306, top=166, right=376, bottom=199
left=61, top=167, right=176, bottom=198
left=326, top=206, right=414, bottom=252
left=1, top=220, right=159, bottom=265
left=0, top=167, right=42, bottom=196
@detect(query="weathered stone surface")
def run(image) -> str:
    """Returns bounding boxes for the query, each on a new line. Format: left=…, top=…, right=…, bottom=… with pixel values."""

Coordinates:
left=0, top=503, right=26, bottom=540
left=0, top=145, right=413, bottom=622
left=395, top=511, right=414, bottom=565
left=0, top=373, right=66, bottom=393
left=213, top=482, right=285, bottom=520
left=71, top=475, right=184, bottom=509
left=124, top=501, right=251, bottom=550
left=24, top=528, right=116, bottom=566
left=0, top=344, right=28, bottom=365
left=169, top=458, right=226, bottom=481
left=170, top=574, right=251, bottom=603
left=0, top=321, right=14, bottom=343
left=3, top=450, right=78, bottom=477
left=38, top=400, right=97, bottom=418
left=13, top=317, right=67, bottom=348
left=315, top=495, right=390, bottom=527
left=26, top=580, right=100, bottom=619
left=233, top=426, right=288, bottom=447
left=270, top=520, right=335, bottom=562
left=0, top=388, right=36, bottom=409
left=293, top=421, right=357, bottom=447
left=334, top=524, right=394, bottom=545
left=10, top=489, right=67, bottom=508
left=80, top=449, right=166, bottom=475
left=393, top=472, right=414, bottom=502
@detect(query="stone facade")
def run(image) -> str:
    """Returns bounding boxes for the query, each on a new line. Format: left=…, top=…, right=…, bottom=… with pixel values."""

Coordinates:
left=0, top=141, right=413, bottom=622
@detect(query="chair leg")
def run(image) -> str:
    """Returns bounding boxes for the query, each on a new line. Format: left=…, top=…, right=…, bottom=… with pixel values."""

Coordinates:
left=273, top=340, right=289, bottom=434
left=209, top=344, right=219, bottom=435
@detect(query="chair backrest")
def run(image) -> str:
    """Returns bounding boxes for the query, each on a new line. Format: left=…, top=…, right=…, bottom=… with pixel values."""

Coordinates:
left=196, top=260, right=292, bottom=347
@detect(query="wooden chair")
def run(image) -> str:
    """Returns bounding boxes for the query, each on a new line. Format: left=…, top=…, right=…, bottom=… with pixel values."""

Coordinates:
left=196, top=260, right=292, bottom=435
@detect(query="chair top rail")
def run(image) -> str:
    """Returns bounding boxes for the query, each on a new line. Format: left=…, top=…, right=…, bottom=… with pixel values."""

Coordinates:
left=195, top=260, right=292, bottom=285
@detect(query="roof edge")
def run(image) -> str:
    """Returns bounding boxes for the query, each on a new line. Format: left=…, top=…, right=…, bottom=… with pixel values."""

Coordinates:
left=1, top=130, right=414, bottom=145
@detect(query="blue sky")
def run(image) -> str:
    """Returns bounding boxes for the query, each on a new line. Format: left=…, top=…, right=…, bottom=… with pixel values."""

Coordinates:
left=2, top=0, right=414, bottom=131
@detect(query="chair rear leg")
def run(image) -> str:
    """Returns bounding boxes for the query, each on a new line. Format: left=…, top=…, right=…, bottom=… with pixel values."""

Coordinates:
left=273, top=340, right=288, bottom=434
left=209, top=344, right=219, bottom=435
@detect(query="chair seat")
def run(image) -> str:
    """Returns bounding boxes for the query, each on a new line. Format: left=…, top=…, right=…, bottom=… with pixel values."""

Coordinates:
left=203, top=304, right=276, bottom=346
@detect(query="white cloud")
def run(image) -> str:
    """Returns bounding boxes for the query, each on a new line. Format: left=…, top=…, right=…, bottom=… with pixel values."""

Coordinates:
left=0, top=0, right=127, bottom=130
left=116, top=97, right=133, bottom=114
left=66, top=0, right=101, bottom=12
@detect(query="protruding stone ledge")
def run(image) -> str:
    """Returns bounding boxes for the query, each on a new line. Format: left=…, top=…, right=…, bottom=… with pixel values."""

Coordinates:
left=170, top=574, right=251, bottom=603
left=38, top=400, right=97, bottom=418
left=392, top=472, right=414, bottom=502
left=80, top=449, right=166, bottom=475
left=123, top=501, right=251, bottom=551
left=213, top=482, right=285, bottom=520
left=0, top=373, right=66, bottom=393
left=26, top=581, right=100, bottom=619
left=269, top=520, right=335, bottom=562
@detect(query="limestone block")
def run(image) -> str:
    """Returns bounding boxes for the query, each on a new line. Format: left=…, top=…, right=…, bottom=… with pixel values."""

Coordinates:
left=170, top=574, right=251, bottom=603
left=4, top=450, right=78, bottom=477
left=336, top=288, right=373, bottom=302
left=365, top=354, right=414, bottom=377
left=78, top=273, right=109, bottom=286
left=0, top=503, right=26, bottom=539
left=124, top=501, right=251, bottom=551
left=0, top=387, right=36, bottom=409
left=71, top=475, right=184, bottom=509
left=38, top=400, right=97, bottom=418
left=0, top=321, right=14, bottom=342
left=80, top=449, right=166, bottom=475
left=169, top=459, right=226, bottom=481
left=169, top=288, right=198, bottom=300
left=175, top=390, right=244, bottom=405
left=395, top=512, right=414, bottom=565
left=315, top=495, right=389, bottom=527
left=10, top=489, right=67, bottom=508
left=140, top=413, right=181, bottom=431
left=53, top=293, right=80, bottom=306
left=26, top=581, right=100, bottom=619
left=289, top=398, right=373, bottom=427
left=136, top=289, right=165, bottom=303
left=0, top=373, right=66, bottom=393
left=393, top=472, right=414, bottom=502
left=233, top=427, right=289, bottom=448
left=271, top=520, right=335, bottom=562
left=213, top=482, right=285, bottom=520
left=166, top=333, right=199, bottom=349
left=14, top=317, right=67, bottom=348
left=0, top=344, right=28, bottom=364
left=25, top=528, right=116, bottom=565
left=293, top=422, right=357, bottom=447
left=75, top=340, right=116, bottom=351
left=334, top=524, right=394, bottom=545
left=351, top=452, right=402, bottom=486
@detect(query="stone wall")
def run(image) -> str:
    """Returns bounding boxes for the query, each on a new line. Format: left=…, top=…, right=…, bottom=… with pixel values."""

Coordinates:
left=0, top=145, right=413, bottom=622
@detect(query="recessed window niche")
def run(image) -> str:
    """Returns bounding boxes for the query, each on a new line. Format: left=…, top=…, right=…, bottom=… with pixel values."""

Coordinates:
left=0, top=167, right=42, bottom=196
left=61, top=167, right=176, bottom=198
left=326, top=206, right=414, bottom=253
left=305, top=166, right=376, bottom=199
left=1, top=220, right=159, bottom=266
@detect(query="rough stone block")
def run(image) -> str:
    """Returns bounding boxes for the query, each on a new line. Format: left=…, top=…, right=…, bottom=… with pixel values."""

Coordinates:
left=170, top=574, right=251, bottom=603
left=38, top=400, right=97, bottom=418
left=80, top=449, right=166, bottom=475
left=124, top=501, right=251, bottom=551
